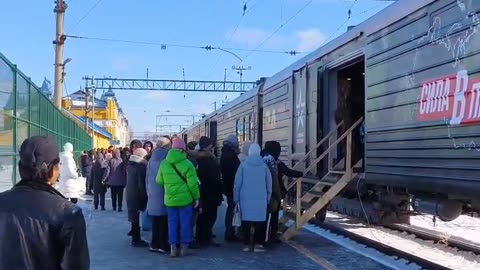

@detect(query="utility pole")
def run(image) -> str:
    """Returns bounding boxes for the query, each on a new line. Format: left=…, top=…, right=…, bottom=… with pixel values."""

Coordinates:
left=53, top=0, right=67, bottom=108
left=232, top=66, right=252, bottom=91
left=84, top=78, right=96, bottom=148
left=84, top=89, right=90, bottom=132
left=91, top=83, right=96, bottom=148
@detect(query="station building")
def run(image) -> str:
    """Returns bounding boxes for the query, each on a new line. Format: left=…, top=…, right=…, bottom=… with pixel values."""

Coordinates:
left=61, top=89, right=130, bottom=148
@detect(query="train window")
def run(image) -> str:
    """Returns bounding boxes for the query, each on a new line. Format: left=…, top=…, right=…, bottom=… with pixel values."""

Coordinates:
left=242, top=117, right=246, bottom=142
left=236, top=118, right=241, bottom=142
left=236, top=117, right=246, bottom=142
left=248, top=113, right=252, bottom=141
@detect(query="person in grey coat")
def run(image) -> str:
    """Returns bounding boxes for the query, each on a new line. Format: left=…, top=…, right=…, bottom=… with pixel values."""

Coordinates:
left=234, top=143, right=272, bottom=252
left=146, top=137, right=171, bottom=253
left=104, top=149, right=126, bottom=211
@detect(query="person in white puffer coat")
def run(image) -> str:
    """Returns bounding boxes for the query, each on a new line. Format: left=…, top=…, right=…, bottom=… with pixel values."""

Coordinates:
left=58, top=143, right=80, bottom=203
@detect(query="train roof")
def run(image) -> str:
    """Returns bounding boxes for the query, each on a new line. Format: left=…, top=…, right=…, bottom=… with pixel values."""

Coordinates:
left=212, top=83, right=261, bottom=116
left=263, top=0, right=436, bottom=89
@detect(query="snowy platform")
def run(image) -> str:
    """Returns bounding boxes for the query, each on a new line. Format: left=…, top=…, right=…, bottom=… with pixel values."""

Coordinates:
left=80, top=197, right=389, bottom=270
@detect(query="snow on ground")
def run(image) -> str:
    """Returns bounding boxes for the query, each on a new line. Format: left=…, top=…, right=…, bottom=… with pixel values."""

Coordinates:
left=324, top=212, right=480, bottom=270
left=410, top=214, right=480, bottom=244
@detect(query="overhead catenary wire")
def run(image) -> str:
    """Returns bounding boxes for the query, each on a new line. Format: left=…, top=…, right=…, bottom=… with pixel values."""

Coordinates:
left=322, top=1, right=389, bottom=45
left=64, top=34, right=307, bottom=55
left=224, top=0, right=314, bottom=81
left=224, top=0, right=389, bottom=81
left=206, top=0, right=265, bottom=80
left=68, top=0, right=105, bottom=31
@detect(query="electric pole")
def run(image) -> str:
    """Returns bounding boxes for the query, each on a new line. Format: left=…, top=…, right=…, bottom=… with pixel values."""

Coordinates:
left=53, top=0, right=67, bottom=108
left=232, top=66, right=252, bottom=91
left=84, top=89, right=90, bottom=132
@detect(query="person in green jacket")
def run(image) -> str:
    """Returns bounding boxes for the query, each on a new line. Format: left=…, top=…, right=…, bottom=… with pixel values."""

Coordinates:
left=156, top=138, right=200, bottom=257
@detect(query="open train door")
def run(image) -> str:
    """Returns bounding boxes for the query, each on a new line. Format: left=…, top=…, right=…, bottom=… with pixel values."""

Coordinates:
left=209, top=120, right=218, bottom=156
left=291, top=66, right=309, bottom=171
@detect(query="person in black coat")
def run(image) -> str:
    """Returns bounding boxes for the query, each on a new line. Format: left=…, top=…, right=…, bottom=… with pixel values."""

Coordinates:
left=268, top=141, right=303, bottom=243
left=81, top=150, right=94, bottom=194
left=220, top=135, right=241, bottom=241
left=126, top=148, right=149, bottom=247
left=0, top=136, right=89, bottom=269
left=194, top=136, right=223, bottom=247
left=91, top=152, right=108, bottom=210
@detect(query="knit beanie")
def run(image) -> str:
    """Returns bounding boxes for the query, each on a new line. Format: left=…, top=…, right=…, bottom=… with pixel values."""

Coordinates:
left=264, top=141, right=281, bottom=159
left=186, top=141, right=197, bottom=151
left=225, top=134, right=239, bottom=147
left=172, top=138, right=186, bottom=151
left=157, top=137, right=171, bottom=149
left=199, top=136, right=212, bottom=149
left=133, top=148, right=148, bottom=159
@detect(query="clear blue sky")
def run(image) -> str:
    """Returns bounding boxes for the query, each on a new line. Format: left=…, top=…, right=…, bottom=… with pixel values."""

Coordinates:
left=0, top=0, right=391, bottom=134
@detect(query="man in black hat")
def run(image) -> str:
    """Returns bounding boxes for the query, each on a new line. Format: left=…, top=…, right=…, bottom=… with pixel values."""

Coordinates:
left=194, top=136, right=223, bottom=247
left=0, top=136, right=89, bottom=269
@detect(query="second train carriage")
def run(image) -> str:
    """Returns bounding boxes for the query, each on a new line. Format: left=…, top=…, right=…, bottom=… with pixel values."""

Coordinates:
left=180, top=78, right=266, bottom=155
left=181, top=0, right=480, bottom=223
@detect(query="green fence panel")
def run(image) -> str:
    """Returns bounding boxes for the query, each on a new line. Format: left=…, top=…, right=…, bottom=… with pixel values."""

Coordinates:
left=0, top=52, right=92, bottom=190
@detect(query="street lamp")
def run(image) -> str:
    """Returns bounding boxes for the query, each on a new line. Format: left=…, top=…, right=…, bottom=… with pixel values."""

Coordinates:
left=60, top=58, right=72, bottom=83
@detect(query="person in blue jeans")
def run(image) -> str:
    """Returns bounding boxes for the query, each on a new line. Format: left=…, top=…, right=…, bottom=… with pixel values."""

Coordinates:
left=156, top=138, right=200, bottom=257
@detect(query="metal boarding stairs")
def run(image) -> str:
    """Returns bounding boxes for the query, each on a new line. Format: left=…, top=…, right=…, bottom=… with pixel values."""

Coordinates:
left=279, top=117, right=364, bottom=240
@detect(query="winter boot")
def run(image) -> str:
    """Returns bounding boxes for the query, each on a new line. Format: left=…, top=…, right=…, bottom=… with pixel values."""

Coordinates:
left=131, top=222, right=148, bottom=247
left=254, top=244, right=266, bottom=253
left=170, top=244, right=179, bottom=257
left=249, top=225, right=255, bottom=252
left=179, top=244, right=188, bottom=257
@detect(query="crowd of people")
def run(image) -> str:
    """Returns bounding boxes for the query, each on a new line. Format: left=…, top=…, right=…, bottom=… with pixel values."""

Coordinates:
left=0, top=133, right=304, bottom=269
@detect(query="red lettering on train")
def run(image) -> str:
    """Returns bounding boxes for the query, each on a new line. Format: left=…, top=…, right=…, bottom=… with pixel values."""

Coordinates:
left=417, top=70, right=480, bottom=125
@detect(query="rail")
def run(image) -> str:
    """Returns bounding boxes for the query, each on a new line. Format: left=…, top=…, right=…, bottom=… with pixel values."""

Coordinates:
left=317, top=222, right=453, bottom=270
left=385, top=224, right=480, bottom=255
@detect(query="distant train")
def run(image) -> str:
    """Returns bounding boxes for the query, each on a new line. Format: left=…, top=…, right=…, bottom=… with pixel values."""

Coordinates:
left=181, top=0, right=480, bottom=223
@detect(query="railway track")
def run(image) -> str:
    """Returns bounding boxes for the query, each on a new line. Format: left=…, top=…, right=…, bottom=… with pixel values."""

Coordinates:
left=311, top=221, right=454, bottom=270
left=384, top=223, right=480, bottom=256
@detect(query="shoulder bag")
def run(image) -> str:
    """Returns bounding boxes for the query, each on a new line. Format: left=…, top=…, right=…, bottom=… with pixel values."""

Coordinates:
left=170, top=163, right=199, bottom=208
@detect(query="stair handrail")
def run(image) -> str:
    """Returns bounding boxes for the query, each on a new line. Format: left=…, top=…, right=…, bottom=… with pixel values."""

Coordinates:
left=281, top=120, right=344, bottom=192
left=286, top=117, right=364, bottom=191
left=281, top=120, right=362, bottom=240
left=290, top=120, right=344, bottom=171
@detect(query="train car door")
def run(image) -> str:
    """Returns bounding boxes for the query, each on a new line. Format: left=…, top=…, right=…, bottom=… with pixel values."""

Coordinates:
left=292, top=67, right=308, bottom=167
left=209, top=121, right=217, bottom=146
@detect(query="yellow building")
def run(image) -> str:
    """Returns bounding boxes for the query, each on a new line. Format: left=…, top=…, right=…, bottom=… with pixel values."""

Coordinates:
left=62, top=89, right=130, bottom=148
left=62, top=110, right=112, bottom=149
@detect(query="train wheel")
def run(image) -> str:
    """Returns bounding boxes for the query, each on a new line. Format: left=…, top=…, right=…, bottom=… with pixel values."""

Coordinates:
left=313, top=208, right=327, bottom=223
